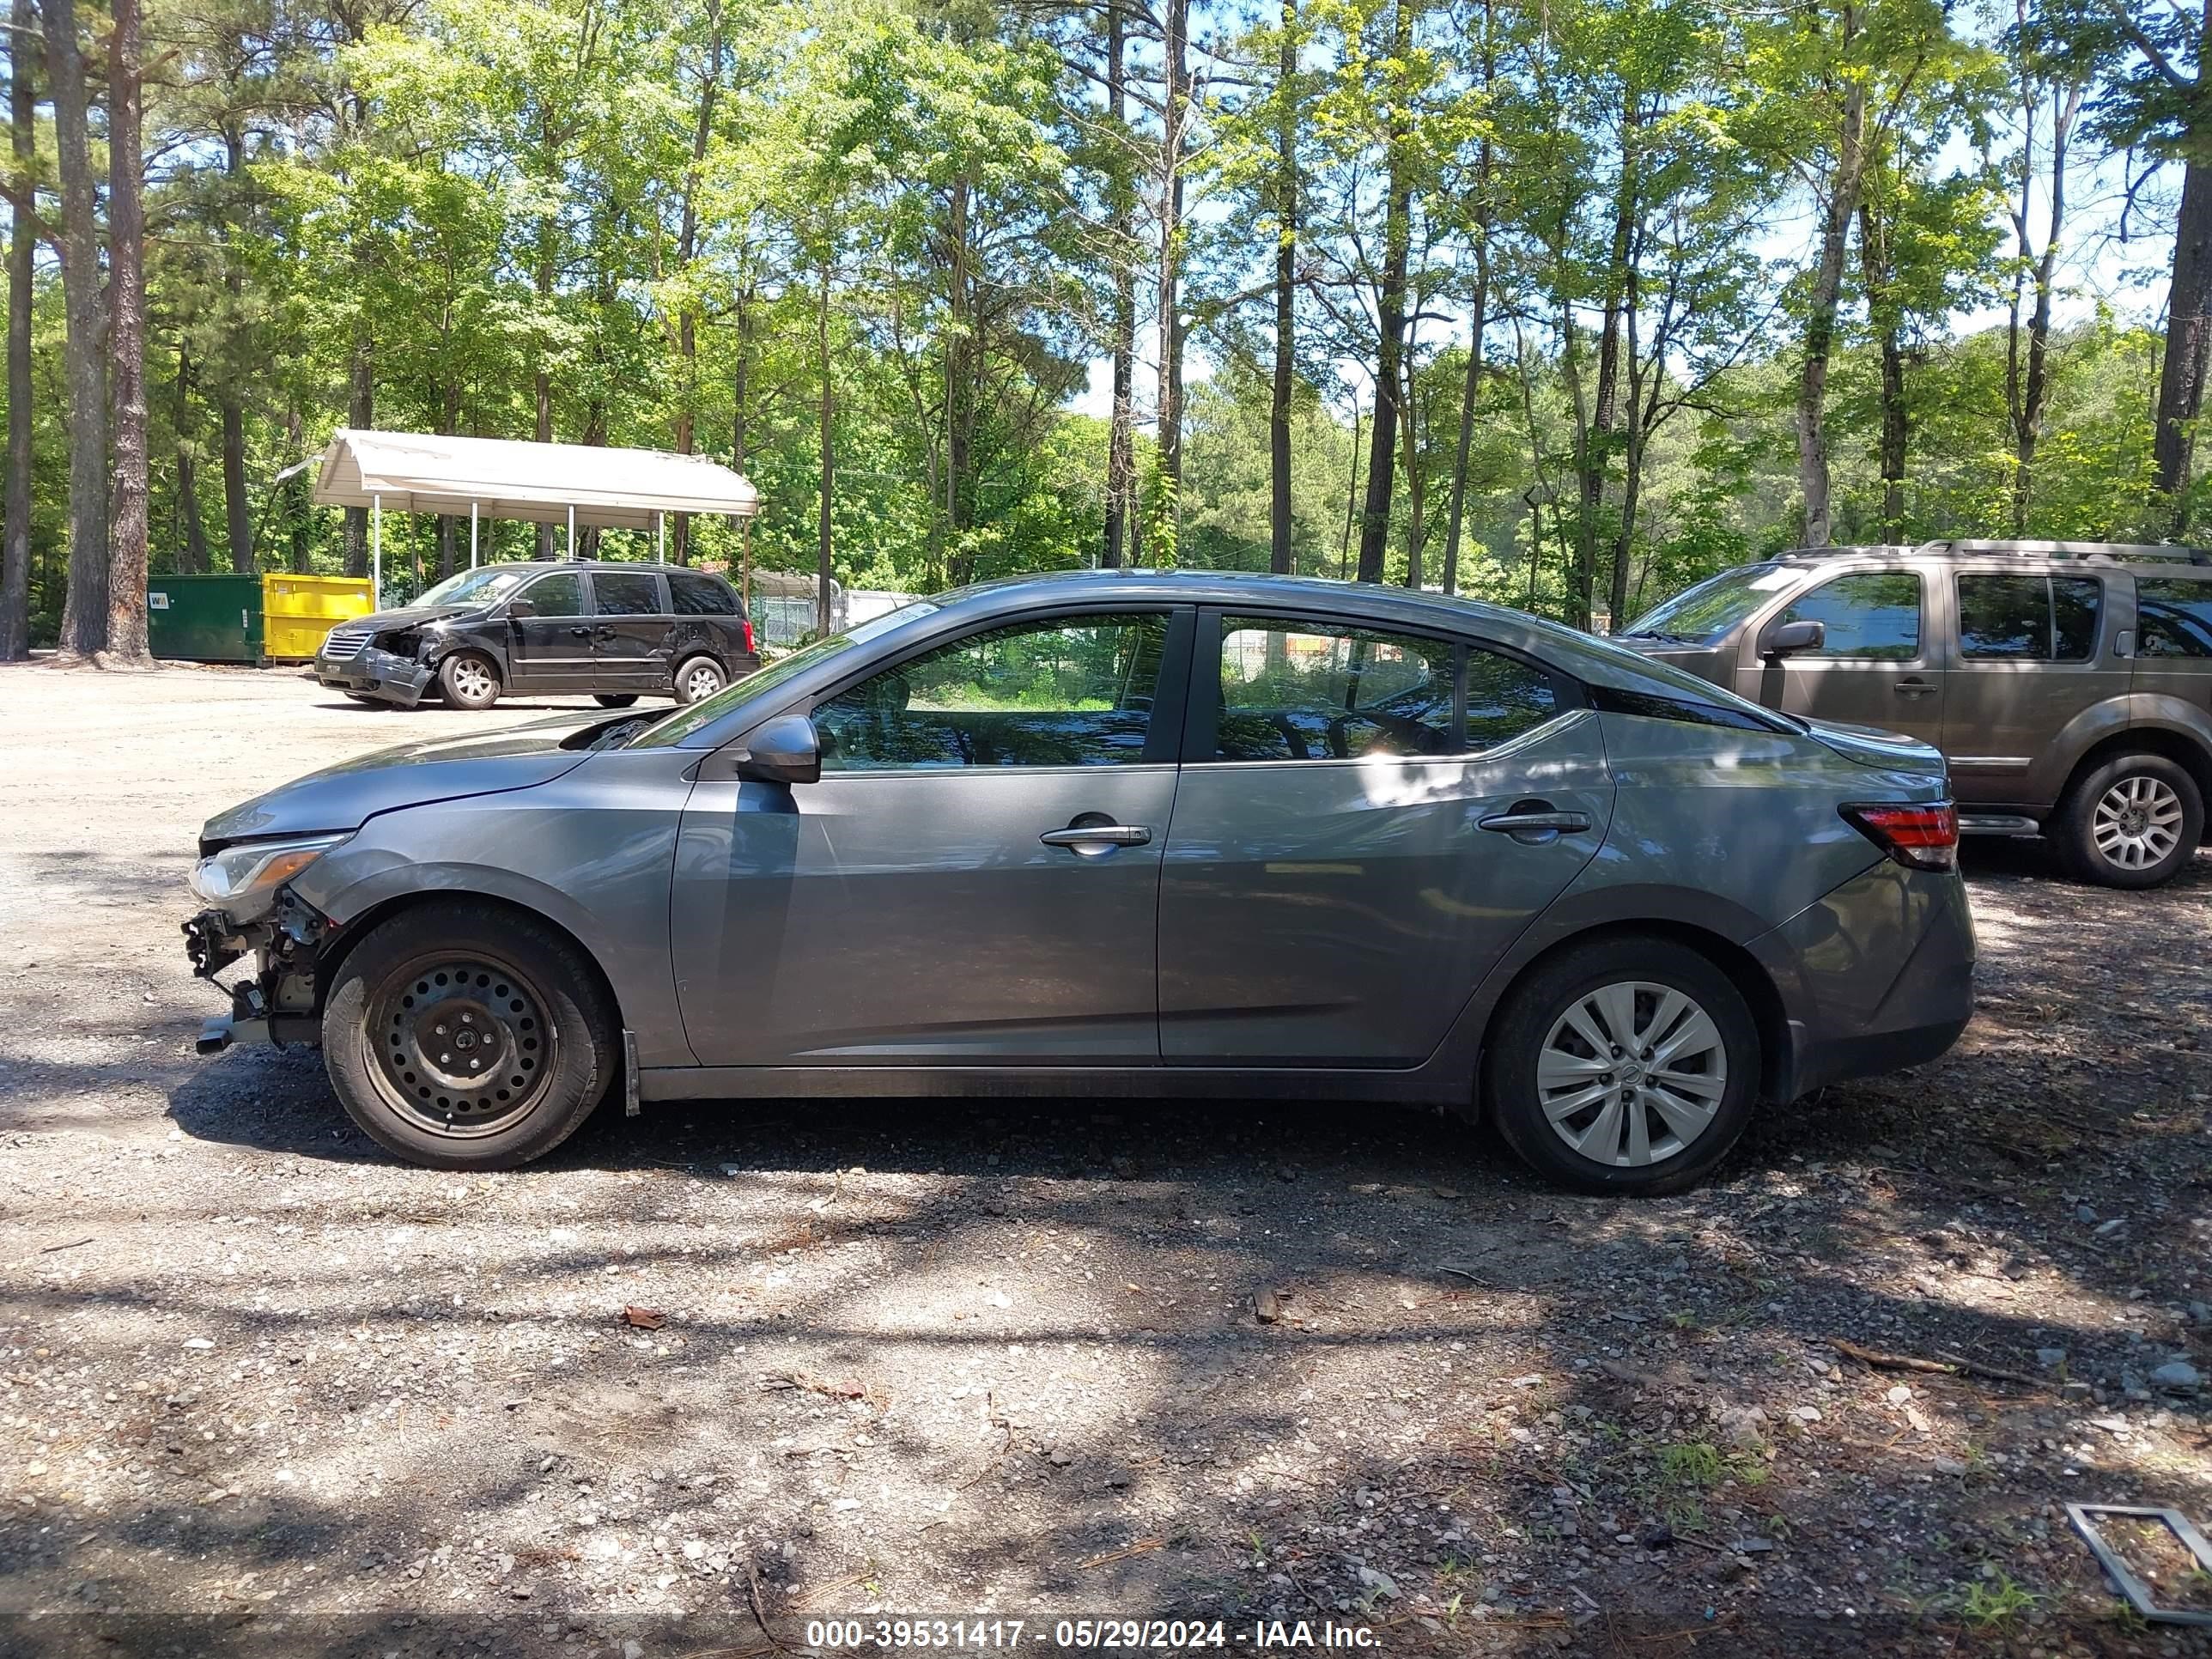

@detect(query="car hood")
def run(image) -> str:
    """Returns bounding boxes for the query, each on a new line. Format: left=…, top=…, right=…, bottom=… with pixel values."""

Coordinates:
left=1798, top=715, right=1948, bottom=778
left=342, top=603, right=484, bottom=635
left=200, top=716, right=596, bottom=846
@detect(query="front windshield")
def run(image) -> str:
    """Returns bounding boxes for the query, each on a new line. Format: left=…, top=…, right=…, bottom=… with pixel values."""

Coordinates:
left=1620, top=563, right=1800, bottom=644
left=626, top=600, right=942, bottom=748
left=416, top=567, right=533, bottom=609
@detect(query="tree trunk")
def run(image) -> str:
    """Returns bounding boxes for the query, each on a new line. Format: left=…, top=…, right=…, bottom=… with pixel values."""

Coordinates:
left=343, top=338, right=373, bottom=577
left=0, top=0, right=34, bottom=660
left=535, top=205, right=556, bottom=559
left=1571, top=94, right=1637, bottom=630
left=1856, top=192, right=1908, bottom=541
left=220, top=125, right=253, bottom=573
left=1796, top=3, right=1868, bottom=549
left=1268, top=0, right=1297, bottom=575
left=816, top=252, right=834, bottom=637
left=1103, top=0, right=1133, bottom=568
left=2008, top=77, right=2080, bottom=534
left=1440, top=0, right=1493, bottom=598
left=1400, top=357, right=1425, bottom=587
left=46, top=0, right=107, bottom=656
left=1356, top=0, right=1416, bottom=584
left=1339, top=404, right=1361, bottom=578
left=175, top=345, right=210, bottom=574
left=104, top=0, right=150, bottom=661
left=669, top=0, right=723, bottom=569
left=1157, top=0, right=1189, bottom=550
left=2154, top=157, right=2212, bottom=523
left=945, top=173, right=975, bottom=546
left=285, top=408, right=310, bottom=574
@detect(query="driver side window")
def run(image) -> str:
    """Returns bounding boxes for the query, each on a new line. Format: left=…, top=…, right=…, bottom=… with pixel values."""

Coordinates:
left=813, top=613, right=1170, bottom=771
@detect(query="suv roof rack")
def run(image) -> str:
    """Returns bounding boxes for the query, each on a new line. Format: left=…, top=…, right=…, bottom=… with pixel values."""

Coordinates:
left=1915, top=538, right=2212, bottom=565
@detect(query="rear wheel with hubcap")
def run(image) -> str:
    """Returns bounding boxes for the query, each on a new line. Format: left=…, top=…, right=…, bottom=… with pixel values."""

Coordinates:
left=2060, top=754, right=2203, bottom=889
left=323, top=903, right=617, bottom=1169
left=1485, top=935, right=1759, bottom=1195
left=673, top=654, right=726, bottom=704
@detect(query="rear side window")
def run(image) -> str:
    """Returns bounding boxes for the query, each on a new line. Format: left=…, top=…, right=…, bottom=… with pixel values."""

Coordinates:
left=1957, top=574, right=2102, bottom=662
left=669, top=571, right=738, bottom=617
left=1776, top=572, right=1921, bottom=659
left=1464, top=649, right=1559, bottom=750
left=2138, top=579, right=2212, bottom=658
left=1218, top=620, right=1455, bottom=760
left=592, top=571, right=665, bottom=617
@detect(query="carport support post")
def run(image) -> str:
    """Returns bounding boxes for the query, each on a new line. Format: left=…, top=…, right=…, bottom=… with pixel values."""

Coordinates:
left=567, top=503, right=575, bottom=560
left=656, top=512, right=665, bottom=561
left=371, top=494, right=382, bottom=608
left=470, top=502, right=478, bottom=569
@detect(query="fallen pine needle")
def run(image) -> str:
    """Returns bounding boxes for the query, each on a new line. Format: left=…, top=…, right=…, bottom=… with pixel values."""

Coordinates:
left=1828, top=1335, right=2042, bottom=1389
left=1077, top=1538, right=1163, bottom=1570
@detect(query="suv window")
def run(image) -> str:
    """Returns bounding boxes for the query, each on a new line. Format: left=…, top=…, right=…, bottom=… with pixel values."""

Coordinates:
left=2138, top=578, right=2212, bottom=659
left=1217, top=618, right=1456, bottom=760
left=814, top=613, right=1167, bottom=770
left=669, top=570, right=738, bottom=617
left=1776, top=572, right=1920, bottom=659
left=1957, top=574, right=2102, bottom=662
left=518, top=572, right=584, bottom=616
left=592, top=571, right=665, bottom=617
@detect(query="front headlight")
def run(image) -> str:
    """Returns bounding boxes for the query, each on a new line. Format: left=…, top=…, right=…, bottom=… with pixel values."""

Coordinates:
left=189, top=833, right=351, bottom=907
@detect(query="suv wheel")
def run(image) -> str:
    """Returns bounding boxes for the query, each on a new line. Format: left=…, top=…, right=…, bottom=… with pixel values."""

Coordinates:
left=674, top=654, right=726, bottom=704
left=438, top=651, right=502, bottom=710
left=322, top=902, right=618, bottom=1170
left=1485, top=935, right=1759, bottom=1196
left=2060, top=754, right=2203, bottom=889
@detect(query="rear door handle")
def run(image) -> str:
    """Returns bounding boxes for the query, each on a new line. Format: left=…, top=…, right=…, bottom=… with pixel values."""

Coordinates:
left=1478, top=811, right=1591, bottom=835
left=1040, top=824, right=1152, bottom=848
left=1894, top=678, right=1936, bottom=697
left=568, top=626, right=592, bottom=638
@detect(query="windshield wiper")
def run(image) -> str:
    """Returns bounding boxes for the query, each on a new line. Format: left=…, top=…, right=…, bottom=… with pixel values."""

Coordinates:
left=1620, top=629, right=1697, bottom=643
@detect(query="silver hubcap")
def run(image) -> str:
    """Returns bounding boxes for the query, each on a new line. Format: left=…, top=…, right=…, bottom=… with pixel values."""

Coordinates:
left=686, top=665, right=722, bottom=699
left=451, top=659, right=494, bottom=700
left=1537, top=980, right=1729, bottom=1168
left=2093, top=775, right=2184, bottom=870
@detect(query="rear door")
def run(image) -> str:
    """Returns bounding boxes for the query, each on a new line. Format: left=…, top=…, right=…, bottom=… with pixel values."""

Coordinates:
left=1157, top=611, right=1612, bottom=1065
left=1730, top=566, right=1946, bottom=744
left=588, top=569, right=674, bottom=690
left=503, top=569, right=593, bottom=690
left=1942, top=567, right=2128, bottom=806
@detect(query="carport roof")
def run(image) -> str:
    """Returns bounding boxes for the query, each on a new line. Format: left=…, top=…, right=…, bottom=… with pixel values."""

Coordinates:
left=310, top=428, right=761, bottom=531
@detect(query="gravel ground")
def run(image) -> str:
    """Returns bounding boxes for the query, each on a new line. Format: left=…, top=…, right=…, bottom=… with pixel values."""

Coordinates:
left=2, top=657, right=2209, bottom=1659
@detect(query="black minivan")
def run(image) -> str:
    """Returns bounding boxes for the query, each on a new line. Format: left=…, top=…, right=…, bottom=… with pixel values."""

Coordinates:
left=313, top=561, right=761, bottom=711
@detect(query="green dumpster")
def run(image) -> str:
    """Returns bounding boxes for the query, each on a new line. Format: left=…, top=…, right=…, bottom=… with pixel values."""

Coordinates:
left=146, top=574, right=268, bottom=664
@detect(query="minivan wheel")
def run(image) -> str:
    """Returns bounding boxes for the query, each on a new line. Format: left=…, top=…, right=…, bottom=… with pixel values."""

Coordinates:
left=1484, top=936, right=1759, bottom=1196
left=592, top=693, right=639, bottom=708
left=674, top=654, right=726, bottom=704
left=437, top=651, right=502, bottom=711
left=2059, top=754, right=2203, bottom=889
left=323, top=902, right=618, bottom=1170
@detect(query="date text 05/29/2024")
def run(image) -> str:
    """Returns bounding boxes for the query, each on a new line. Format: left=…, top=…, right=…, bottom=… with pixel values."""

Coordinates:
left=802, top=1621, right=1382, bottom=1651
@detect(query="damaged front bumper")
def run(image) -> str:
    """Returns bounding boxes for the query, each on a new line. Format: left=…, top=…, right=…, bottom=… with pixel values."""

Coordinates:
left=185, top=896, right=329, bottom=1054
left=315, top=645, right=434, bottom=708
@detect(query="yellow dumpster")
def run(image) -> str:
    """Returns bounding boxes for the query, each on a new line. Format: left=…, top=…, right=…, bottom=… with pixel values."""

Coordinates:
left=262, top=574, right=374, bottom=662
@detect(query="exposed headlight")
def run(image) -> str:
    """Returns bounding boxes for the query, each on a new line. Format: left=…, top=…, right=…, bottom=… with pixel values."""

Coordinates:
left=189, top=834, right=351, bottom=907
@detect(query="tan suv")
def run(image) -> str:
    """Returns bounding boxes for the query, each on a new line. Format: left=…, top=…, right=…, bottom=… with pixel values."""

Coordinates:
left=1617, top=539, right=2212, bottom=888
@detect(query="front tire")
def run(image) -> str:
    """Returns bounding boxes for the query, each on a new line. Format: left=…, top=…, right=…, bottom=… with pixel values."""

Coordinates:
left=437, top=651, right=503, bottom=710
left=322, top=902, right=618, bottom=1170
left=592, top=693, right=639, bottom=708
left=1484, top=935, right=1759, bottom=1196
left=673, top=654, right=726, bottom=704
left=2058, top=754, right=2203, bottom=889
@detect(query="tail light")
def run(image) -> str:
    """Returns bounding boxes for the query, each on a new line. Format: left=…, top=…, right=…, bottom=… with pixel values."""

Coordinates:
left=1841, top=801, right=1959, bottom=872
left=740, top=617, right=757, bottom=653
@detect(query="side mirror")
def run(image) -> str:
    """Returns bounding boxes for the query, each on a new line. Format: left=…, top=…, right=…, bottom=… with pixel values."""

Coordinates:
left=1759, top=618, right=1825, bottom=659
left=736, top=714, right=822, bottom=786
left=507, top=599, right=538, bottom=618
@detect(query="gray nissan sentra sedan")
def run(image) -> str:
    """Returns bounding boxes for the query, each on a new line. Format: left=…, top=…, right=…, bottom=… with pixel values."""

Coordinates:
left=184, top=570, right=1974, bottom=1195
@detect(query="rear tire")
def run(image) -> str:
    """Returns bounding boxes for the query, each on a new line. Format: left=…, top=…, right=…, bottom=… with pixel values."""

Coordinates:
left=437, top=651, right=502, bottom=710
left=1484, top=934, right=1760, bottom=1196
left=673, top=654, right=726, bottom=704
left=592, top=693, right=639, bottom=708
left=2058, top=754, right=2203, bottom=889
left=322, top=902, right=618, bottom=1170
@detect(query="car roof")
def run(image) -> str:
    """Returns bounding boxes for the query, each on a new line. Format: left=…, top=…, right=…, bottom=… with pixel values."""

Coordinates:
left=489, top=560, right=719, bottom=575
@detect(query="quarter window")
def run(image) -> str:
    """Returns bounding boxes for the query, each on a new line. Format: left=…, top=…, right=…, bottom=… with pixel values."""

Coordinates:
left=1957, top=574, right=2102, bottom=662
left=1216, top=619, right=1460, bottom=761
left=592, top=571, right=665, bottom=617
left=668, top=571, right=738, bottom=617
left=1464, top=649, right=1559, bottom=750
left=1776, top=572, right=1921, bottom=659
left=814, top=613, right=1168, bottom=770
left=2139, top=578, right=2212, bottom=659
left=519, top=572, right=583, bottom=617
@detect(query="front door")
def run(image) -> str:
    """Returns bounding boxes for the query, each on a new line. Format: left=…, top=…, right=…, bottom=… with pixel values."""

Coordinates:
left=587, top=569, right=673, bottom=690
left=1158, top=613, right=1613, bottom=1064
left=1732, top=568, right=1947, bottom=744
left=670, top=609, right=1188, bottom=1066
left=503, top=570, right=593, bottom=690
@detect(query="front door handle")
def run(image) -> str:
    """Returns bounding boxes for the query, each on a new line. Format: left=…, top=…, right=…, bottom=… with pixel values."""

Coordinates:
left=592, top=625, right=617, bottom=641
left=1040, top=824, right=1152, bottom=849
left=1478, top=810, right=1591, bottom=835
left=568, top=626, right=592, bottom=638
left=1894, top=678, right=1936, bottom=697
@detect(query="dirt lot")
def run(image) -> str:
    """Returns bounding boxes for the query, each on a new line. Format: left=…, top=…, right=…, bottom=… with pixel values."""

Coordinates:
left=2, top=657, right=2209, bottom=1659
